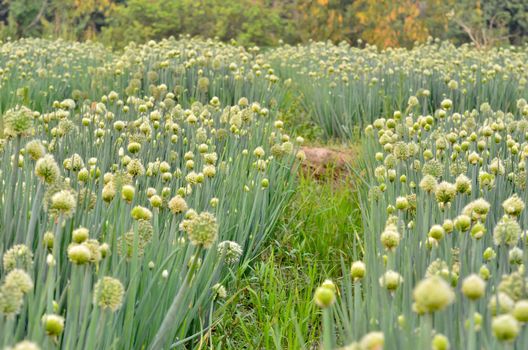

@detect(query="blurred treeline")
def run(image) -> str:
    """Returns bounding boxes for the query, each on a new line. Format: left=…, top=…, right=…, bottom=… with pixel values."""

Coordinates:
left=0, top=0, right=527, bottom=48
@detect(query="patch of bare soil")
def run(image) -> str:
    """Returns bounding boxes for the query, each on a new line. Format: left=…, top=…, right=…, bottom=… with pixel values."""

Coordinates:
left=301, top=146, right=356, bottom=178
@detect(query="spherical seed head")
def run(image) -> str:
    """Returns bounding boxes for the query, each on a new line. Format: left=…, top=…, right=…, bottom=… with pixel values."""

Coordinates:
left=512, top=300, right=528, bottom=322
left=99, top=243, right=110, bottom=258
left=43, top=232, right=54, bottom=250
left=395, top=196, right=408, bottom=210
left=150, top=195, right=162, bottom=208
left=35, top=155, right=60, bottom=184
left=67, top=244, right=91, bottom=265
left=503, top=194, right=525, bottom=217
left=441, top=99, right=452, bottom=110
left=463, top=199, right=490, bottom=220
left=121, top=185, right=135, bottom=202
left=130, top=206, right=152, bottom=221
left=359, top=331, right=384, bottom=350
left=126, top=158, right=145, bottom=177
left=435, top=181, right=456, bottom=205
left=203, top=164, right=216, bottom=177
left=4, top=269, right=33, bottom=294
left=72, top=227, right=89, bottom=243
left=470, top=222, right=486, bottom=239
left=102, top=183, right=116, bottom=203
left=42, top=314, right=65, bottom=336
left=93, top=277, right=124, bottom=312
left=82, top=240, right=102, bottom=263
left=0, top=282, right=24, bottom=315
left=185, top=212, right=218, bottom=249
left=379, top=270, right=403, bottom=291
left=455, top=174, right=471, bottom=194
left=3, top=244, right=33, bottom=272
left=217, top=241, right=243, bottom=265
left=419, top=174, right=437, bottom=193
left=488, top=292, right=515, bottom=316
left=454, top=215, right=471, bottom=232
left=428, top=225, right=445, bottom=241
left=26, top=140, right=46, bottom=160
left=492, top=314, right=520, bottom=342
left=50, top=190, right=76, bottom=217
left=461, top=274, right=485, bottom=300
left=314, top=286, right=335, bottom=308
left=351, top=261, right=366, bottom=280
left=380, top=226, right=400, bottom=251
left=508, top=247, right=523, bottom=265
left=432, top=334, right=450, bottom=350
left=3, top=106, right=34, bottom=138
left=493, top=215, right=521, bottom=247
left=442, top=219, right=454, bottom=234
left=168, top=195, right=188, bottom=214
left=11, top=340, right=41, bottom=350
left=63, top=153, right=84, bottom=171
left=212, top=283, right=227, bottom=299
left=413, top=276, right=455, bottom=314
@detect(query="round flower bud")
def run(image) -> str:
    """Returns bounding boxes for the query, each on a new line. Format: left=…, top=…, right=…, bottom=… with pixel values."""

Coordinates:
left=395, top=196, right=408, bottom=210
left=3, top=244, right=33, bottom=272
left=360, top=332, right=384, bottom=350
left=442, top=219, right=454, bottom=234
left=503, top=195, right=525, bottom=217
left=72, top=227, right=89, bottom=243
left=413, top=276, right=455, bottom=314
left=479, top=265, right=491, bottom=280
left=93, top=277, right=124, bottom=311
left=210, top=197, right=219, bottom=208
left=42, top=314, right=65, bottom=336
left=102, top=184, right=116, bottom=203
left=11, top=341, right=41, bottom=350
left=150, top=195, right=162, bottom=208
left=379, top=270, right=403, bottom=291
left=26, top=140, right=46, bottom=160
left=483, top=247, right=496, bottom=261
left=513, top=300, right=528, bottom=322
left=351, top=261, right=366, bottom=280
left=50, top=190, right=76, bottom=217
left=314, top=286, right=335, bottom=308
left=213, top=283, right=227, bottom=299
left=121, top=185, right=135, bottom=202
left=509, top=247, right=523, bottom=265
left=461, top=274, right=486, bottom=300
left=67, top=244, right=91, bottom=265
left=493, top=215, right=521, bottom=247
left=488, top=292, right=514, bottom=316
left=43, top=231, right=54, bottom=250
left=432, top=333, right=450, bottom=350
left=131, top=206, right=152, bottom=221
left=492, top=314, right=519, bottom=342
left=428, top=225, right=445, bottom=241
left=168, top=195, right=188, bottom=214
left=217, top=240, right=243, bottom=264
left=4, top=269, right=33, bottom=294
left=380, top=226, right=400, bottom=251
left=184, top=212, right=218, bottom=248
left=35, top=155, right=60, bottom=184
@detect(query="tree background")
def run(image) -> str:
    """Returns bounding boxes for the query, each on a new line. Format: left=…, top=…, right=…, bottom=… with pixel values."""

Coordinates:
left=0, top=0, right=526, bottom=48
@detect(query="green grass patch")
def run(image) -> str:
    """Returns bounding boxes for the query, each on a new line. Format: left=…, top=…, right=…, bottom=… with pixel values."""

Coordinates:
left=210, top=169, right=362, bottom=349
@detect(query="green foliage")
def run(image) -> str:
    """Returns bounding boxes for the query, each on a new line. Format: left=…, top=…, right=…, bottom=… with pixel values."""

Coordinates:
left=99, top=0, right=289, bottom=48
left=0, top=0, right=527, bottom=48
left=213, top=170, right=362, bottom=349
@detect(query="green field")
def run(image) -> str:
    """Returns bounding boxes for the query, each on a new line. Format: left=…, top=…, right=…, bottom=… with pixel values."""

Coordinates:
left=1, top=37, right=528, bottom=349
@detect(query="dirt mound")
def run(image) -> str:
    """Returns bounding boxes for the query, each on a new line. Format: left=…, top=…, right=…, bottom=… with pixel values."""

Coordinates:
left=301, top=146, right=355, bottom=176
